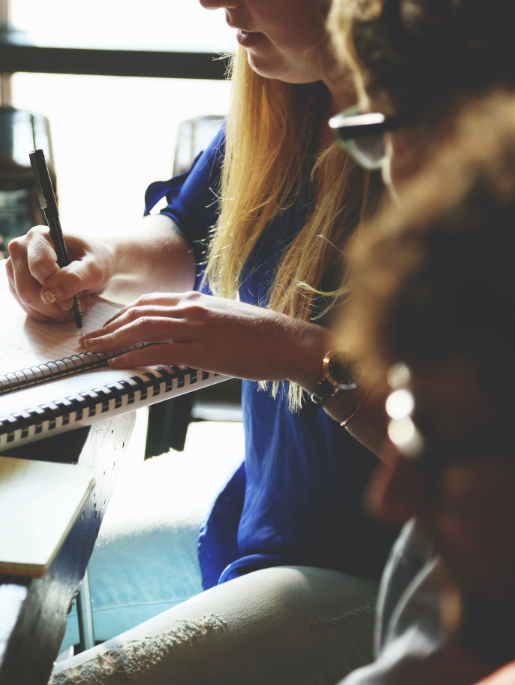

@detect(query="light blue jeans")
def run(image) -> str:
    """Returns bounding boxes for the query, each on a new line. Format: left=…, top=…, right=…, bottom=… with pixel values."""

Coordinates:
left=61, top=440, right=239, bottom=651
left=61, top=506, right=205, bottom=651
left=60, top=465, right=208, bottom=651
left=52, top=565, right=378, bottom=685
left=56, top=447, right=378, bottom=683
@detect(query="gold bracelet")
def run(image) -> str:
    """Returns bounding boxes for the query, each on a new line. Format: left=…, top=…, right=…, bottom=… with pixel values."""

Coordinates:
left=340, top=387, right=371, bottom=428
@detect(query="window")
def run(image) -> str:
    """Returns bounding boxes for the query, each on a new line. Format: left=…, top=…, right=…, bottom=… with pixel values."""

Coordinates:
left=12, top=73, right=230, bottom=234
left=5, top=1, right=233, bottom=235
left=11, top=0, right=233, bottom=52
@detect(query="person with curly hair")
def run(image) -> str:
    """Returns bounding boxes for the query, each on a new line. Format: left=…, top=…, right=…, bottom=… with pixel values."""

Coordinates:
left=324, top=0, right=515, bottom=682
left=337, top=93, right=515, bottom=685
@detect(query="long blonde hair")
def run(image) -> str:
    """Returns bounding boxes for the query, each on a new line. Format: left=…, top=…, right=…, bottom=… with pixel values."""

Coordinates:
left=203, top=46, right=376, bottom=410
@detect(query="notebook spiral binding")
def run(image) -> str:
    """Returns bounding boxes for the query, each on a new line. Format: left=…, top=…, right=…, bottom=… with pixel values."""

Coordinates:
left=0, top=364, right=216, bottom=445
left=0, top=349, right=142, bottom=396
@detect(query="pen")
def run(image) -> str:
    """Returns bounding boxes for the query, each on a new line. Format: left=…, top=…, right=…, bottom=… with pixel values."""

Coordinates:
left=29, top=149, right=83, bottom=329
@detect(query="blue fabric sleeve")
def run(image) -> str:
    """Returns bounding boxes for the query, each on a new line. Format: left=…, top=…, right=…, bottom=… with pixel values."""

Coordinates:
left=144, top=124, right=225, bottom=278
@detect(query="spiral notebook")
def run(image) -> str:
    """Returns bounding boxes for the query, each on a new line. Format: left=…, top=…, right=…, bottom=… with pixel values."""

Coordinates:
left=0, top=262, right=228, bottom=451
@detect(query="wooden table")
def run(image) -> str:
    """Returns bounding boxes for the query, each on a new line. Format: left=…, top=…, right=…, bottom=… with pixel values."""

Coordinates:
left=0, top=411, right=136, bottom=685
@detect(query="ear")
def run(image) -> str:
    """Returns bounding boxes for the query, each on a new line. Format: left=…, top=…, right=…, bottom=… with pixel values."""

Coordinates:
left=366, top=449, right=427, bottom=525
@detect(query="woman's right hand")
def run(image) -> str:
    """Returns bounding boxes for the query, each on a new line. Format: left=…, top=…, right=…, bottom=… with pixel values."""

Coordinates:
left=6, top=225, right=115, bottom=323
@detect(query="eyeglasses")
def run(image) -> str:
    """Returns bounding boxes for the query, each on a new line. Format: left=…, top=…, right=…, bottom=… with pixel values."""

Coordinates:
left=329, top=105, right=417, bottom=170
left=386, top=363, right=515, bottom=471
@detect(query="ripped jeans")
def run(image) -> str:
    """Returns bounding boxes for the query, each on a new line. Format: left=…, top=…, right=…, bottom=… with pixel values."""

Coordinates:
left=50, top=565, right=378, bottom=685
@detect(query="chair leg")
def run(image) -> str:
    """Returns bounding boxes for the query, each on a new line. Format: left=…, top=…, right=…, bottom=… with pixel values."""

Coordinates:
left=77, top=566, right=95, bottom=652
left=145, top=393, right=195, bottom=457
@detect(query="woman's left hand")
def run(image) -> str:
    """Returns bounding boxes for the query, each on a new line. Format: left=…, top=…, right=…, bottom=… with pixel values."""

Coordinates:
left=79, top=291, right=331, bottom=388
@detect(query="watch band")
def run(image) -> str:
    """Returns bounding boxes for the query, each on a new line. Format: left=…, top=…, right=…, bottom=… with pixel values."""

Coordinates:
left=299, top=378, right=337, bottom=420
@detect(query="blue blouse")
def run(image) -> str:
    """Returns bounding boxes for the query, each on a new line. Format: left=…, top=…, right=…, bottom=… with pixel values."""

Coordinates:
left=145, top=126, right=396, bottom=590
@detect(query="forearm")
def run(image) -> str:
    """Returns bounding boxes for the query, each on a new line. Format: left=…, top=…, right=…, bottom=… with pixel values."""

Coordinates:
left=77, top=293, right=389, bottom=464
left=105, top=214, right=196, bottom=301
left=326, top=390, right=392, bottom=462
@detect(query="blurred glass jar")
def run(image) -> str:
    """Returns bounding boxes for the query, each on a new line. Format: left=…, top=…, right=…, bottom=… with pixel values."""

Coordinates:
left=0, top=106, right=55, bottom=258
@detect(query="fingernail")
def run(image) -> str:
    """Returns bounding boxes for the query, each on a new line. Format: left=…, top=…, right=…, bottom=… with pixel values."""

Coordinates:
left=108, top=358, right=118, bottom=367
left=83, top=339, right=95, bottom=350
left=41, top=288, right=58, bottom=305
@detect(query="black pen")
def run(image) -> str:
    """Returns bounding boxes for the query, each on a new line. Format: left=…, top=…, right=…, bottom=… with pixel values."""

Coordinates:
left=29, top=149, right=83, bottom=329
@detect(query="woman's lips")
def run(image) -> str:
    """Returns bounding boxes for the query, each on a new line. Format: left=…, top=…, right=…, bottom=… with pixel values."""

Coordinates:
left=235, top=30, right=265, bottom=48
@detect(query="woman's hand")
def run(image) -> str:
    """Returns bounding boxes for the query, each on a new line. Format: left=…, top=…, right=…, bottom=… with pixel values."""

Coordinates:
left=6, top=215, right=196, bottom=323
left=7, top=226, right=115, bottom=323
left=79, top=289, right=392, bottom=458
left=79, top=291, right=332, bottom=387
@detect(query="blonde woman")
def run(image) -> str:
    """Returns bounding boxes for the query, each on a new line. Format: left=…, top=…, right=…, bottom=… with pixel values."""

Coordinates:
left=9, top=1, right=395, bottom=683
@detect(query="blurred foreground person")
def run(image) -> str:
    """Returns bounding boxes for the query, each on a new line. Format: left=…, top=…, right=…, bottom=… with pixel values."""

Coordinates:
left=338, top=93, right=515, bottom=685
left=328, top=0, right=515, bottom=188
left=326, top=0, right=515, bottom=459
left=325, top=2, right=515, bottom=678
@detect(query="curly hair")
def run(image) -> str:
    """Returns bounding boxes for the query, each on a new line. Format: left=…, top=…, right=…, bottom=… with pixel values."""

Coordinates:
left=329, top=0, right=515, bottom=121
left=341, top=93, right=515, bottom=405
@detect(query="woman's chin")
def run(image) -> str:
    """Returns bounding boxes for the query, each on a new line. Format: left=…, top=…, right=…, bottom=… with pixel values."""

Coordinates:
left=246, top=52, right=320, bottom=84
left=246, top=52, right=281, bottom=80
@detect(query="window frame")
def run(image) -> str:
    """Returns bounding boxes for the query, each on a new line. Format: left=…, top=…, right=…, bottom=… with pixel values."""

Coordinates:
left=0, top=0, right=228, bottom=82
left=1, top=38, right=228, bottom=80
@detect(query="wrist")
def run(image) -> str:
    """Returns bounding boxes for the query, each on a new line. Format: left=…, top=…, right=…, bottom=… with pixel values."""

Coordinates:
left=107, top=234, right=130, bottom=278
left=284, top=322, right=334, bottom=391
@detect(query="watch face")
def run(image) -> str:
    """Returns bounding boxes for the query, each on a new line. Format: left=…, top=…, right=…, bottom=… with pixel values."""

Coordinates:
left=323, top=350, right=361, bottom=390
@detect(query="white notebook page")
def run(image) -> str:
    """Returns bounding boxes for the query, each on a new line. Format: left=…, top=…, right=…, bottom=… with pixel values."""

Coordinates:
left=0, top=261, right=122, bottom=379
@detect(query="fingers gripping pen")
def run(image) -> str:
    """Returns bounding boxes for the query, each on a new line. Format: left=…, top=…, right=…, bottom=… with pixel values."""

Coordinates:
left=29, top=149, right=83, bottom=329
